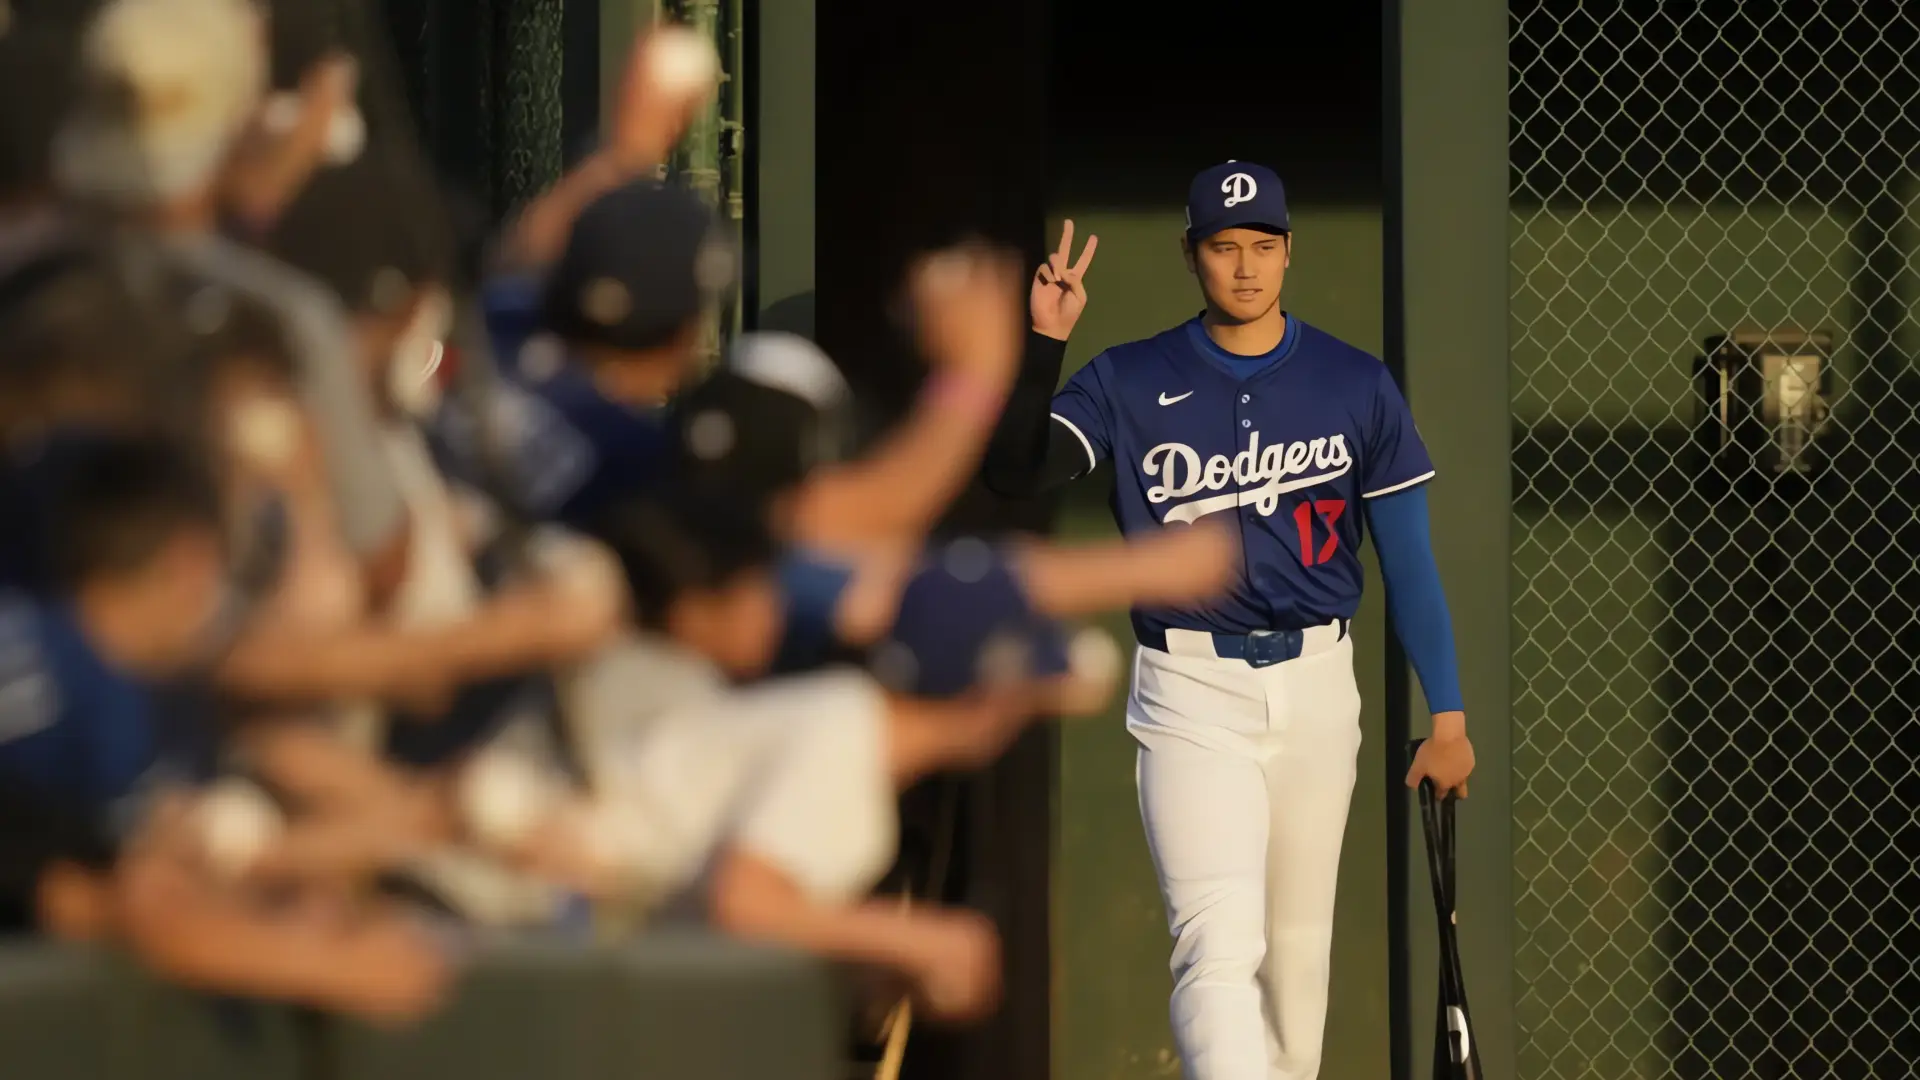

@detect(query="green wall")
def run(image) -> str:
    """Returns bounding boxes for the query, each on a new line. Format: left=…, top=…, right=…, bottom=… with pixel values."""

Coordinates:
left=1047, top=206, right=1391, bottom=1080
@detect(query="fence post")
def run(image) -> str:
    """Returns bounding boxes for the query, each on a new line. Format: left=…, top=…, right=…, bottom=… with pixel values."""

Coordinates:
left=742, top=0, right=813, bottom=338
left=1383, top=0, right=1512, bottom=1077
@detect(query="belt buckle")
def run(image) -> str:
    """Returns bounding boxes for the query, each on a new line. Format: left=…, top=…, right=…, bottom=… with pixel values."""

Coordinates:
left=1243, top=630, right=1296, bottom=669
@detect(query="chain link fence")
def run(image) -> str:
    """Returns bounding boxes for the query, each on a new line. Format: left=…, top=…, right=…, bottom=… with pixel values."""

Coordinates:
left=379, top=0, right=564, bottom=221
left=378, top=0, right=744, bottom=356
left=1510, top=1, right=1920, bottom=1077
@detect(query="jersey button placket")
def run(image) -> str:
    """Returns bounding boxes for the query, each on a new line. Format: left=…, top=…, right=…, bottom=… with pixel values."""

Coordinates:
left=1238, top=396, right=1259, bottom=533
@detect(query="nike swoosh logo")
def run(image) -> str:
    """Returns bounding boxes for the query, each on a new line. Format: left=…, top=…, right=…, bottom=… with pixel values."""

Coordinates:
left=1158, top=391, right=1194, bottom=406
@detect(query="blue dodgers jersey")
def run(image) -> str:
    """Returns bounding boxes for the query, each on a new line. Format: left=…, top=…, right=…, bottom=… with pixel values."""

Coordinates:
left=1050, top=316, right=1435, bottom=644
left=431, top=275, right=671, bottom=530
left=0, top=593, right=174, bottom=840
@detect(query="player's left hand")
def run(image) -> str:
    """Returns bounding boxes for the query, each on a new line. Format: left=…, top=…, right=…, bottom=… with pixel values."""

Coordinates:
left=1406, top=714, right=1475, bottom=798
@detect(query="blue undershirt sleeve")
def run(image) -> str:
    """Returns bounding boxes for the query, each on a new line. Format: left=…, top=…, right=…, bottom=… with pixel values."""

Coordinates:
left=1364, top=485, right=1465, bottom=715
left=769, top=551, right=858, bottom=675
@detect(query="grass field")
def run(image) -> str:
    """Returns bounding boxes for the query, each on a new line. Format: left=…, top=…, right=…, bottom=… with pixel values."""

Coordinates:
left=1051, top=490, right=1185, bottom=1080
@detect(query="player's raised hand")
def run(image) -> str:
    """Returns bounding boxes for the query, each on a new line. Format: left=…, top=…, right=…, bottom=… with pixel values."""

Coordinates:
left=1030, top=219, right=1099, bottom=342
left=907, top=242, right=1027, bottom=390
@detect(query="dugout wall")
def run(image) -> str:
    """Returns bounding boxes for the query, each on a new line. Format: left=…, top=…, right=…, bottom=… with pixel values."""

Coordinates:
left=0, top=935, right=840, bottom=1080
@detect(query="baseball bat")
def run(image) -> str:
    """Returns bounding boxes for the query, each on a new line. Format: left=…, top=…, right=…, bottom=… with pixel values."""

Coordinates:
left=1410, top=739, right=1485, bottom=1080
left=869, top=779, right=964, bottom=1080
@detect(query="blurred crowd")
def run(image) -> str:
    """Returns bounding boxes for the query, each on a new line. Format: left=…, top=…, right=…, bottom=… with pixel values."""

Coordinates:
left=0, top=0, right=1239, bottom=1031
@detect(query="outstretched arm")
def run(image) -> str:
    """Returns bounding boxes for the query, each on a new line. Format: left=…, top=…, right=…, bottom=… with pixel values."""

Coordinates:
left=1011, top=519, right=1239, bottom=618
left=112, top=806, right=453, bottom=1024
left=787, top=247, right=1025, bottom=552
left=812, top=516, right=1237, bottom=662
left=493, top=26, right=717, bottom=272
left=216, top=561, right=620, bottom=711
left=789, top=378, right=1004, bottom=552
left=707, top=847, right=1001, bottom=1023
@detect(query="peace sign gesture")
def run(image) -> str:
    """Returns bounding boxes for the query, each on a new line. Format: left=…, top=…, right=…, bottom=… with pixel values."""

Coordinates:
left=1031, top=219, right=1099, bottom=342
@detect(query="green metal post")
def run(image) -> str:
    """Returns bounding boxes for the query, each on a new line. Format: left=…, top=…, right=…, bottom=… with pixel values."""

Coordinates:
left=746, top=0, right=813, bottom=338
left=598, top=0, right=741, bottom=363
left=1383, top=0, right=1512, bottom=1077
left=720, top=0, right=745, bottom=342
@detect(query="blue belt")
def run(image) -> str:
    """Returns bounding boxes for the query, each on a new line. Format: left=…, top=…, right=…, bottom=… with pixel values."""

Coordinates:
left=1142, top=620, right=1350, bottom=669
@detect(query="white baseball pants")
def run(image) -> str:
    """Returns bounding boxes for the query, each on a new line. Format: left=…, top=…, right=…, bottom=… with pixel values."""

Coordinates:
left=1128, top=623, right=1363, bottom=1080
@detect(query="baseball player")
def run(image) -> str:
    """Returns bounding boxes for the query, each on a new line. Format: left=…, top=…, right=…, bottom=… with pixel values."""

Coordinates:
left=983, top=161, right=1477, bottom=1080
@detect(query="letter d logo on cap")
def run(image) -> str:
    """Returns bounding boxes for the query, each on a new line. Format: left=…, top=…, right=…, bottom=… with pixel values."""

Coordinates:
left=1222, top=172, right=1258, bottom=208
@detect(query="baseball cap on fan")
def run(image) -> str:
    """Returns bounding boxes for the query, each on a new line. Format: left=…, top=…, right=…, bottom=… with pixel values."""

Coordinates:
left=1184, top=161, right=1290, bottom=241
left=670, top=331, right=855, bottom=506
left=540, top=179, right=734, bottom=352
left=869, top=538, right=1073, bottom=700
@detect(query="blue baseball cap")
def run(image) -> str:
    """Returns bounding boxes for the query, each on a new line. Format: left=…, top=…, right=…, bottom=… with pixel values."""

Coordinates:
left=670, top=332, right=857, bottom=505
left=541, top=179, right=734, bottom=351
left=869, top=538, right=1072, bottom=699
left=1185, top=161, right=1290, bottom=241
